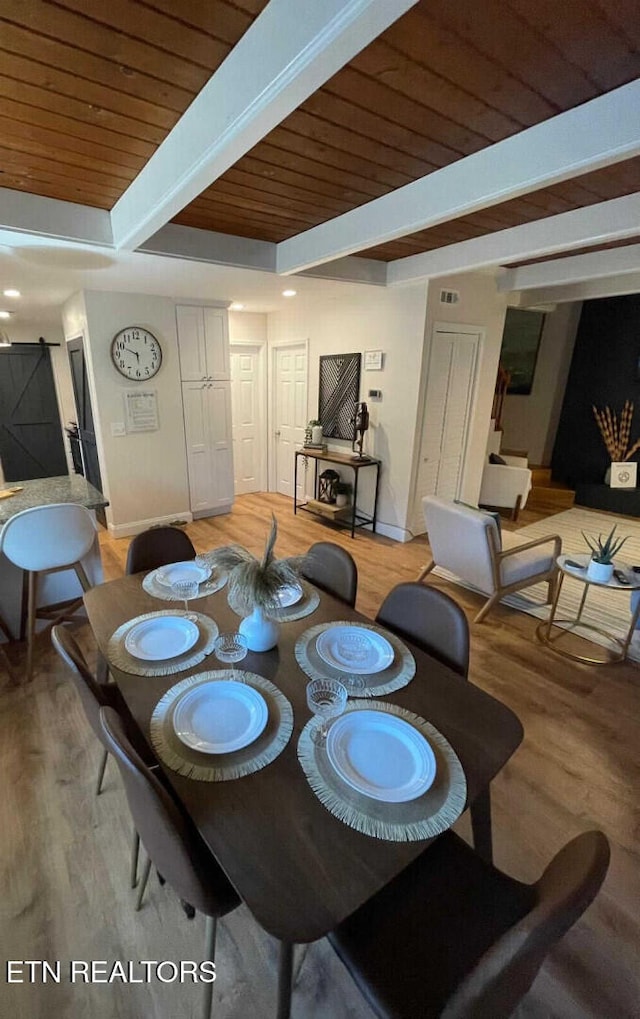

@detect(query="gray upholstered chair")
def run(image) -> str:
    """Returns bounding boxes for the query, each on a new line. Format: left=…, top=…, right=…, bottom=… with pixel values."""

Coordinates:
left=302, top=541, right=358, bottom=607
left=329, top=829, right=609, bottom=1019
left=99, top=706, right=240, bottom=1019
left=375, top=582, right=469, bottom=678
left=125, top=525, right=196, bottom=575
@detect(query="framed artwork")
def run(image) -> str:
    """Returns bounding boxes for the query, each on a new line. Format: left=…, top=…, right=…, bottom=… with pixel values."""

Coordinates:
left=500, top=308, right=546, bottom=395
left=319, top=353, right=361, bottom=439
left=364, top=349, right=383, bottom=370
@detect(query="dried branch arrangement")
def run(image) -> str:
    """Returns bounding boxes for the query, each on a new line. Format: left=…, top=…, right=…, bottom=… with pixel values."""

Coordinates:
left=592, top=401, right=640, bottom=462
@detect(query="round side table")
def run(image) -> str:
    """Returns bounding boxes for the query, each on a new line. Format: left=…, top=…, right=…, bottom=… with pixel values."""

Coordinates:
left=537, top=554, right=640, bottom=664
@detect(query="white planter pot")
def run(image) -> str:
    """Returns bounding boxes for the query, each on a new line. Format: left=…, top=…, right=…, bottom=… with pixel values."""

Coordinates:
left=311, top=425, right=323, bottom=444
left=335, top=493, right=349, bottom=508
left=238, top=605, right=279, bottom=652
left=586, top=559, right=614, bottom=583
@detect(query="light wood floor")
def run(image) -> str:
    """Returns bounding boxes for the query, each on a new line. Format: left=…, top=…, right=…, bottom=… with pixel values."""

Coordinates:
left=1, top=493, right=639, bottom=1018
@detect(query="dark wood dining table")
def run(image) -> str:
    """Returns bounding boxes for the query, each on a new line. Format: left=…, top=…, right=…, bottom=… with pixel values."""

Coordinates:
left=84, top=574, right=523, bottom=1018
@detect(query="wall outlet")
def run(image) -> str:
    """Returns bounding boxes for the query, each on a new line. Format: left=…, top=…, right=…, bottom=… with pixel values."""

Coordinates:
left=111, top=421, right=126, bottom=437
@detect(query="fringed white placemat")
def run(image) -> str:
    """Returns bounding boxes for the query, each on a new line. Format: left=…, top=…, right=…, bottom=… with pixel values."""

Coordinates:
left=227, top=580, right=320, bottom=623
left=142, top=568, right=227, bottom=602
left=295, top=621, right=416, bottom=697
left=150, top=669, right=293, bottom=782
left=107, top=611, right=219, bottom=677
left=298, top=700, right=466, bottom=842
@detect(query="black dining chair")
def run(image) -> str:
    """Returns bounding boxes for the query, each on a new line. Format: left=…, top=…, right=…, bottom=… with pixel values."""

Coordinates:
left=99, top=705, right=240, bottom=1019
left=51, top=624, right=147, bottom=891
left=125, top=525, right=196, bottom=575
left=329, top=828, right=610, bottom=1019
left=302, top=541, right=358, bottom=607
left=376, top=582, right=469, bottom=678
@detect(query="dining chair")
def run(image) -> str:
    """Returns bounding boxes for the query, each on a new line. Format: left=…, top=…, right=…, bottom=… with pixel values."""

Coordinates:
left=125, top=525, right=196, bottom=575
left=329, top=828, right=610, bottom=1019
left=52, top=624, right=150, bottom=892
left=1, top=503, right=98, bottom=681
left=99, top=706, right=241, bottom=1019
left=375, top=582, right=469, bottom=678
left=302, top=541, right=358, bottom=607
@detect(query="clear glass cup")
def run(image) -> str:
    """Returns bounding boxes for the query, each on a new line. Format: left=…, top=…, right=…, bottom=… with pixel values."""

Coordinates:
left=214, top=632, right=248, bottom=664
left=306, top=678, right=347, bottom=746
left=172, top=578, right=200, bottom=620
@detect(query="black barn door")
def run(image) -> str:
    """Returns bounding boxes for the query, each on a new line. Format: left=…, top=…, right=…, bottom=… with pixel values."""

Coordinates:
left=0, top=344, right=68, bottom=481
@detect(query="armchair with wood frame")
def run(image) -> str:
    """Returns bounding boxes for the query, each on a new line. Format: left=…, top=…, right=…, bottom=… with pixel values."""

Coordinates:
left=418, top=496, right=561, bottom=623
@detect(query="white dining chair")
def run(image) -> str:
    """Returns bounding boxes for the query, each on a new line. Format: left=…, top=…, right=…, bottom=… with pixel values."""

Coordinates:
left=1, top=503, right=98, bottom=680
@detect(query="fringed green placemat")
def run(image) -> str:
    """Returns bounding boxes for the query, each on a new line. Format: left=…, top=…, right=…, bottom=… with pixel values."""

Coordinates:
left=142, top=568, right=227, bottom=602
left=297, top=700, right=466, bottom=842
left=227, top=580, right=320, bottom=623
left=295, top=621, right=416, bottom=697
left=150, top=669, right=293, bottom=782
left=107, top=611, right=219, bottom=677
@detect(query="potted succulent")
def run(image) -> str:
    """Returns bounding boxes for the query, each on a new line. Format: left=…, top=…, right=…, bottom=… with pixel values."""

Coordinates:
left=582, top=525, right=629, bottom=583
left=207, top=516, right=302, bottom=651
left=334, top=480, right=352, bottom=508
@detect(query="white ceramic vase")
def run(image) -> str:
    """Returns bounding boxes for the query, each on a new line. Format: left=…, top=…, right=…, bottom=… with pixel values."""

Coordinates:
left=335, top=493, right=349, bottom=508
left=238, top=605, right=279, bottom=652
left=311, top=425, right=323, bottom=444
left=586, top=558, right=614, bottom=583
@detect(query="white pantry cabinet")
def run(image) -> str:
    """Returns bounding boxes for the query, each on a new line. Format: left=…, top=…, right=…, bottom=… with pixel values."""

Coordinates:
left=176, top=305, right=230, bottom=381
left=176, top=304, right=233, bottom=517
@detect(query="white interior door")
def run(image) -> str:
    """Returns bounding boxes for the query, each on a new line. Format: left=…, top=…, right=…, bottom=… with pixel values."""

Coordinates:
left=230, top=343, right=266, bottom=495
left=273, top=344, right=307, bottom=497
left=414, top=329, right=480, bottom=530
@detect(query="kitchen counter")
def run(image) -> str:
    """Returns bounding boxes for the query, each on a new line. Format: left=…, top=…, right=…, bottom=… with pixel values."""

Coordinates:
left=0, top=474, right=109, bottom=527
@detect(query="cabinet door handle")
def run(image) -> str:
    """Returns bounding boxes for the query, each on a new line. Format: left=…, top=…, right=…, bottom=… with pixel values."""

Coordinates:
left=275, top=430, right=281, bottom=437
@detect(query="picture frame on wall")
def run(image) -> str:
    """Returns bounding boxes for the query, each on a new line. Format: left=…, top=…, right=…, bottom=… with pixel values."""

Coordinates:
left=319, top=352, right=362, bottom=439
left=500, top=308, right=545, bottom=395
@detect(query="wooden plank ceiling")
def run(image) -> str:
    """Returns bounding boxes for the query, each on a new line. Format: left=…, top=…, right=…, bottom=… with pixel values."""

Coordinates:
left=0, top=0, right=639, bottom=265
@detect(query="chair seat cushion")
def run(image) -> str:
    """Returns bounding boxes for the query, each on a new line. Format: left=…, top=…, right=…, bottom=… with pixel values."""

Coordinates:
left=329, top=832, right=534, bottom=1019
left=500, top=533, right=556, bottom=587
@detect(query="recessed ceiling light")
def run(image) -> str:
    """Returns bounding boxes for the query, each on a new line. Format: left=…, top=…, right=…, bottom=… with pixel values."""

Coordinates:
left=282, top=289, right=297, bottom=298
left=0, top=311, right=11, bottom=319
left=3, top=289, right=20, bottom=298
left=229, top=302, right=244, bottom=311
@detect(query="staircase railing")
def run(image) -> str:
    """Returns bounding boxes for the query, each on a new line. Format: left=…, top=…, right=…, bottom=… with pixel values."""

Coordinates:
left=492, top=364, right=511, bottom=433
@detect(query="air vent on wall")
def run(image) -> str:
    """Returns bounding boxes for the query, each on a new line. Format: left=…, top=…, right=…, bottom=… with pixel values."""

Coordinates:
left=439, top=289, right=460, bottom=305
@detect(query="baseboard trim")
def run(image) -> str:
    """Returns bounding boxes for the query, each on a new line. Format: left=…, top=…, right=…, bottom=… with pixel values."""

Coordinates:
left=375, top=521, right=412, bottom=543
left=107, top=511, right=194, bottom=539
left=192, top=504, right=233, bottom=520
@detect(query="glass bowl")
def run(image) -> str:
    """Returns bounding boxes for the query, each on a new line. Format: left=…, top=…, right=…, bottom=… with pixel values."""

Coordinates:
left=214, top=632, right=248, bottom=663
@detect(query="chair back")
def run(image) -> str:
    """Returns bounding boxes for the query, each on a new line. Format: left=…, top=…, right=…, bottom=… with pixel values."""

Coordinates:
left=51, top=625, right=110, bottom=747
left=302, top=541, right=358, bottom=607
left=376, top=582, right=469, bottom=677
left=1, top=503, right=97, bottom=571
left=422, top=497, right=499, bottom=595
left=126, top=526, right=196, bottom=575
left=99, top=706, right=237, bottom=918
left=443, top=830, right=610, bottom=1019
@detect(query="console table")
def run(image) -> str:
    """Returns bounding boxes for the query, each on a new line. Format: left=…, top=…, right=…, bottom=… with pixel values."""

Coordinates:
left=293, top=449, right=381, bottom=538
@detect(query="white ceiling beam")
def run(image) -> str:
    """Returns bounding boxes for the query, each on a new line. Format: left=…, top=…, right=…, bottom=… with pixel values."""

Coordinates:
left=511, top=272, right=640, bottom=306
left=0, top=187, right=113, bottom=247
left=387, top=192, right=640, bottom=284
left=138, top=223, right=276, bottom=271
left=276, top=80, right=640, bottom=275
left=499, top=243, right=640, bottom=293
left=110, top=0, right=418, bottom=251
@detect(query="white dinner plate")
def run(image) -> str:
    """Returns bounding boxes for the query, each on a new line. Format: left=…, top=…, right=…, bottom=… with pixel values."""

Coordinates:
left=326, top=710, right=436, bottom=802
left=155, top=561, right=212, bottom=587
left=173, top=680, right=268, bottom=754
left=124, top=615, right=200, bottom=661
left=316, top=625, right=394, bottom=675
left=275, top=582, right=303, bottom=608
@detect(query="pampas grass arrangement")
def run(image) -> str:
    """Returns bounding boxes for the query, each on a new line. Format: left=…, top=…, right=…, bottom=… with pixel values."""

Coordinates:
left=593, top=401, right=640, bottom=462
left=208, top=515, right=302, bottom=618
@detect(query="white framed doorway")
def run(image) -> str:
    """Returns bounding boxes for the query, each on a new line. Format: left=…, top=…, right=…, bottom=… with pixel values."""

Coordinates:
left=269, top=340, right=309, bottom=498
left=411, top=322, right=482, bottom=533
left=230, top=341, right=267, bottom=495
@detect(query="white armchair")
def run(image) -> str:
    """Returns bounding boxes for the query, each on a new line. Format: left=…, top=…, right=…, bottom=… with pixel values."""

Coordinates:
left=417, top=496, right=561, bottom=623
left=479, top=455, right=532, bottom=522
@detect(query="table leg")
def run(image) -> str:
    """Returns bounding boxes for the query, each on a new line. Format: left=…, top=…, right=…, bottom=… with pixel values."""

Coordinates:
left=277, top=941, right=294, bottom=1019
left=470, top=787, right=493, bottom=864
left=575, top=581, right=590, bottom=623
left=351, top=469, right=359, bottom=539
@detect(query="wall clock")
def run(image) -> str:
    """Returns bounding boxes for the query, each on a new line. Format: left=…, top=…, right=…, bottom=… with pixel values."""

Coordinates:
left=111, top=327, right=162, bottom=381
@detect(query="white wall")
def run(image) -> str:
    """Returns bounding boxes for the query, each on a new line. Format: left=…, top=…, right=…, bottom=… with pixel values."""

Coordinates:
left=409, top=273, right=508, bottom=533
left=502, top=302, right=582, bottom=465
left=268, top=283, right=429, bottom=541
left=62, top=290, right=192, bottom=536
left=229, top=310, right=267, bottom=343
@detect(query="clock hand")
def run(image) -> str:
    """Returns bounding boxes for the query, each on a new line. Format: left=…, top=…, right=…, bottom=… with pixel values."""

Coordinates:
left=124, top=346, right=140, bottom=361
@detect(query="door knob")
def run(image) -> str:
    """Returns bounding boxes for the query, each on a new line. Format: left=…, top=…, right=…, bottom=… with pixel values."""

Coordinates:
left=275, top=430, right=281, bottom=437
